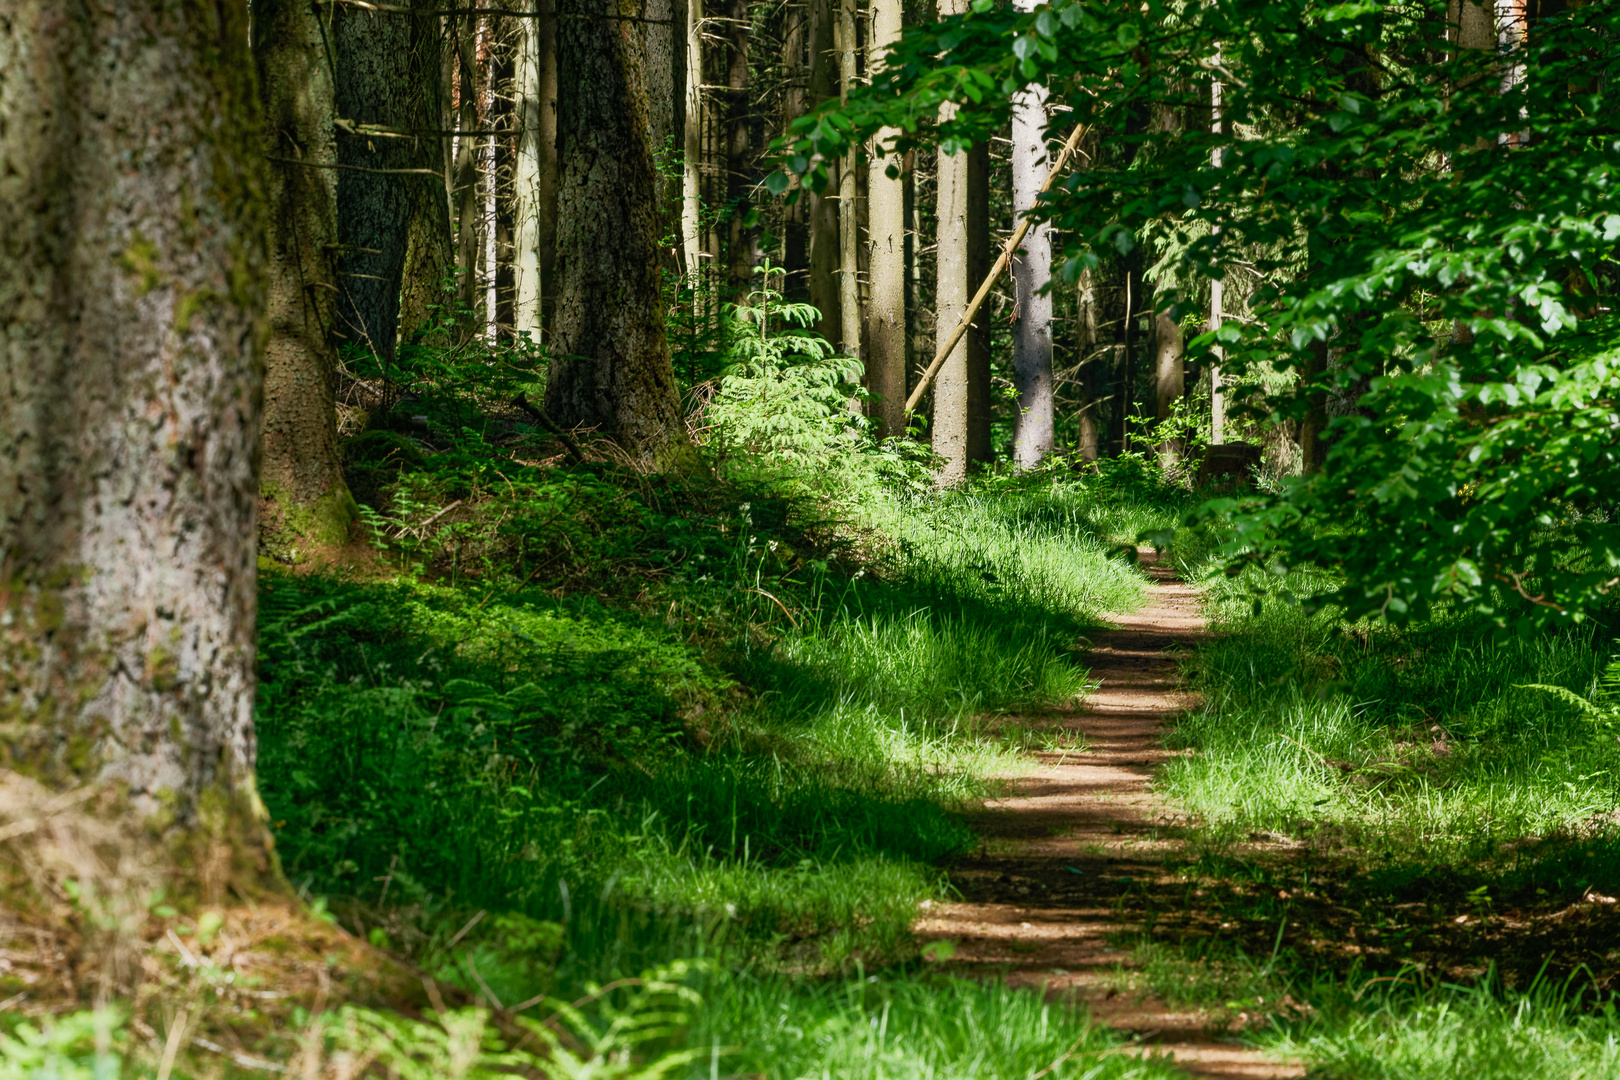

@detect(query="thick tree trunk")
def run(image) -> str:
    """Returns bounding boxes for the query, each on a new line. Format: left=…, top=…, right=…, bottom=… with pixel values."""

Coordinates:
left=256, top=0, right=359, bottom=556
left=805, top=0, right=842, bottom=339
left=332, top=8, right=416, bottom=363
left=932, top=99, right=992, bottom=483
left=0, top=0, right=272, bottom=883
left=836, top=0, right=863, bottom=359
left=866, top=0, right=908, bottom=437
left=548, top=0, right=689, bottom=462
left=1010, top=30, right=1054, bottom=468
left=399, top=0, right=457, bottom=340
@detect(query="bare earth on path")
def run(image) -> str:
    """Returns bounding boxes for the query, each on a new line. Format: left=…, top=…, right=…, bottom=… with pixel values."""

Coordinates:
left=914, top=554, right=1304, bottom=1080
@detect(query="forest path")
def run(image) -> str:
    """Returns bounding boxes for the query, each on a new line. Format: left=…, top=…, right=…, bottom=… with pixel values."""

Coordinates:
left=915, top=554, right=1303, bottom=1079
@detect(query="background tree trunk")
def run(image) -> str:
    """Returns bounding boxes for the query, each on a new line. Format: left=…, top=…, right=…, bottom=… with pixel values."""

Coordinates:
left=681, top=0, right=706, bottom=284
left=399, top=0, right=457, bottom=341
left=255, top=0, right=358, bottom=556
left=0, top=0, right=271, bottom=883
left=332, top=8, right=416, bottom=363
left=932, top=113, right=991, bottom=482
left=453, top=17, right=485, bottom=325
left=836, top=0, right=863, bottom=360
left=725, top=0, right=755, bottom=295
left=514, top=15, right=546, bottom=343
left=1075, top=263, right=1102, bottom=463
left=548, top=0, right=689, bottom=462
left=1009, top=25, right=1054, bottom=468
left=866, top=0, right=908, bottom=437
left=805, top=0, right=842, bottom=341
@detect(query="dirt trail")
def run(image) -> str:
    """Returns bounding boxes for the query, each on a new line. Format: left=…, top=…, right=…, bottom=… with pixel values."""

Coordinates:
left=915, top=555, right=1303, bottom=1079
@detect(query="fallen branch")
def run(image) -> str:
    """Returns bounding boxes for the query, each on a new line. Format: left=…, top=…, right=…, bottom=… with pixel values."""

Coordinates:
left=514, top=394, right=587, bottom=465
left=904, top=120, right=1090, bottom=416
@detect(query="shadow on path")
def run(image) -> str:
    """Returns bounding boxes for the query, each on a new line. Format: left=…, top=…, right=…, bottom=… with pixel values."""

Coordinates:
left=916, top=556, right=1304, bottom=1080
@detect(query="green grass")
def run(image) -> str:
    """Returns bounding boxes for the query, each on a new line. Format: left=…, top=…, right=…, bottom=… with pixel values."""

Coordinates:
left=1158, top=578, right=1620, bottom=863
left=255, top=463, right=1172, bottom=1001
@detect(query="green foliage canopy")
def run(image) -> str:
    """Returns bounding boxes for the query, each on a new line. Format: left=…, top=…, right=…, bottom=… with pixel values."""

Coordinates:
left=780, top=0, right=1620, bottom=629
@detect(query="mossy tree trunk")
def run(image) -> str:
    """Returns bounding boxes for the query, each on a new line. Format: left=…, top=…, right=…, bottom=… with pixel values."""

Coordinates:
left=255, top=0, right=359, bottom=557
left=547, top=0, right=689, bottom=463
left=0, top=0, right=274, bottom=891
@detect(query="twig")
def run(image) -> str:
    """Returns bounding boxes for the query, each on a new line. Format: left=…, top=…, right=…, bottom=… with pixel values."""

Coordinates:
left=264, top=155, right=444, bottom=179
left=155, top=1007, right=189, bottom=1080
left=1027, top=1031, right=1089, bottom=1080
left=748, top=587, right=800, bottom=627
left=399, top=499, right=463, bottom=537
left=464, top=953, right=504, bottom=1011
left=905, top=120, right=1091, bottom=415
left=514, top=394, right=587, bottom=465
left=192, top=1038, right=288, bottom=1074
left=445, top=909, right=486, bottom=949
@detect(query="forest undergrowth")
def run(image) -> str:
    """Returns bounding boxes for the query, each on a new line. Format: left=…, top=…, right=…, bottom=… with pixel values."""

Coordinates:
left=15, top=313, right=1620, bottom=1080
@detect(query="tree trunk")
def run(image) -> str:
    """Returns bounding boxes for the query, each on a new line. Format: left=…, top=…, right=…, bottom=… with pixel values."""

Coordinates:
left=399, top=0, right=457, bottom=341
left=453, top=17, right=485, bottom=324
left=932, top=93, right=992, bottom=482
left=805, top=0, right=842, bottom=339
left=548, top=0, right=690, bottom=462
left=255, top=0, right=359, bottom=557
left=836, top=0, right=863, bottom=360
left=332, top=8, right=416, bottom=364
left=1009, top=24, right=1054, bottom=468
left=0, top=0, right=272, bottom=884
left=725, top=0, right=755, bottom=295
left=681, top=0, right=706, bottom=283
left=1151, top=295, right=1185, bottom=468
left=866, top=0, right=908, bottom=437
left=514, top=15, right=546, bottom=343
left=1075, top=263, right=1102, bottom=463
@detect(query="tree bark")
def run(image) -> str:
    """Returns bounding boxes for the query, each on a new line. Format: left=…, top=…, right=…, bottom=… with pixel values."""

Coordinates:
left=514, top=14, right=546, bottom=343
left=0, top=0, right=272, bottom=884
left=452, top=17, right=485, bottom=325
left=932, top=100, right=992, bottom=482
left=1010, top=23, right=1054, bottom=468
left=805, top=0, right=842, bottom=340
left=836, top=0, right=863, bottom=360
left=332, top=8, right=416, bottom=364
left=255, top=0, right=359, bottom=556
left=548, top=0, right=690, bottom=462
left=681, top=0, right=706, bottom=285
left=1075, top=263, right=1102, bottom=463
left=866, top=0, right=908, bottom=437
left=724, top=0, right=755, bottom=295
left=399, top=0, right=457, bottom=340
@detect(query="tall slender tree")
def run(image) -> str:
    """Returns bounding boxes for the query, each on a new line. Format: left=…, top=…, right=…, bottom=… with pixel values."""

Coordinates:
left=867, top=0, right=909, bottom=436
left=548, top=0, right=690, bottom=461
left=255, top=0, right=358, bottom=554
left=0, top=0, right=273, bottom=884
left=803, top=0, right=842, bottom=341
left=725, top=0, right=755, bottom=293
left=932, top=79, right=992, bottom=482
left=1009, top=9, right=1054, bottom=468
left=836, top=0, right=863, bottom=359
left=682, top=0, right=707, bottom=283
left=514, top=16, right=547, bottom=342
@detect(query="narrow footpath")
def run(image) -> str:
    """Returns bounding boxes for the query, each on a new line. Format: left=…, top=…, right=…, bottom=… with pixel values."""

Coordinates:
left=915, top=555, right=1304, bottom=1079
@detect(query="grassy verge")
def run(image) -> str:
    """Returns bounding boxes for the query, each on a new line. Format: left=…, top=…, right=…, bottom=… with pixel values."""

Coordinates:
left=243, top=454, right=1186, bottom=1075
left=1119, top=538, right=1620, bottom=1077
